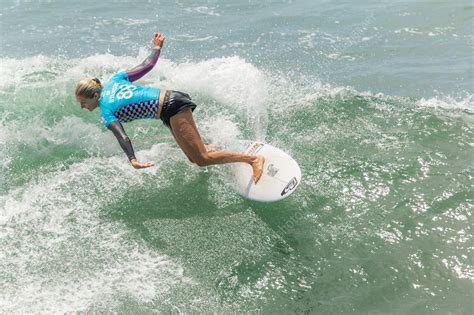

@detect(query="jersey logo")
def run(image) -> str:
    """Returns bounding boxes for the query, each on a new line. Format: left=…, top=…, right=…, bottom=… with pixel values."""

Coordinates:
left=116, top=84, right=137, bottom=100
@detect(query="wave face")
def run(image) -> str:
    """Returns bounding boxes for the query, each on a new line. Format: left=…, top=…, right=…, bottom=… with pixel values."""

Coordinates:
left=1, top=0, right=473, bottom=313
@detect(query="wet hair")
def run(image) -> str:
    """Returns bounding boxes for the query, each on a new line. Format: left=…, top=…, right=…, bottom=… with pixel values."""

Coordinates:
left=75, top=77, right=102, bottom=99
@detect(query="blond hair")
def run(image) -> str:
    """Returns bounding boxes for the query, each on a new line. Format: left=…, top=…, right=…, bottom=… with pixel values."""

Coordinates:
left=75, top=77, right=102, bottom=98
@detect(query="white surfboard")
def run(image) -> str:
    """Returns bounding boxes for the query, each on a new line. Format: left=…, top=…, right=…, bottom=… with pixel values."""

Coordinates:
left=230, top=140, right=301, bottom=202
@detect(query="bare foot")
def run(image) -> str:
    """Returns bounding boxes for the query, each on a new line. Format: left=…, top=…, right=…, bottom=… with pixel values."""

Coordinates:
left=251, top=155, right=265, bottom=184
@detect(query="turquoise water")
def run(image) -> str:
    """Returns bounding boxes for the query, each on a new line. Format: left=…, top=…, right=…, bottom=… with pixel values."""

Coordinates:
left=1, top=0, right=473, bottom=313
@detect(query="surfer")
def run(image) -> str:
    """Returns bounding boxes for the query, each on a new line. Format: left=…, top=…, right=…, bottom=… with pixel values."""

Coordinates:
left=75, top=32, right=264, bottom=183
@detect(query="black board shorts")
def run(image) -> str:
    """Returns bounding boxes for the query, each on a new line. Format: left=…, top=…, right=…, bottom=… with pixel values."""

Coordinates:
left=160, top=90, right=197, bottom=128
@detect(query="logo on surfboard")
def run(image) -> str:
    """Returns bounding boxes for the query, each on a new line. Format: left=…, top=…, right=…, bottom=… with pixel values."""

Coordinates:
left=280, top=177, right=298, bottom=196
left=267, top=163, right=279, bottom=177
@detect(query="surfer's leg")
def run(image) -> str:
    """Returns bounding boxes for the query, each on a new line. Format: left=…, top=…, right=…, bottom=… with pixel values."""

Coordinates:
left=170, top=109, right=264, bottom=183
left=169, top=127, right=194, bottom=163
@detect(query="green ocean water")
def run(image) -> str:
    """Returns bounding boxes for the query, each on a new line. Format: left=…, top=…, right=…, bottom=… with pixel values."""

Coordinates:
left=1, top=0, right=473, bottom=313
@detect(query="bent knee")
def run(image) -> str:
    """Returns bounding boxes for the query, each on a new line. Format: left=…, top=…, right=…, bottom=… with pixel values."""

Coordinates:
left=194, top=153, right=211, bottom=167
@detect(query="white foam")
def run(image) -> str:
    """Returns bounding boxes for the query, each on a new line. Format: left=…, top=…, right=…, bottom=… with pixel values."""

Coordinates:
left=297, top=29, right=342, bottom=45
left=155, top=56, right=270, bottom=139
left=221, top=42, right=245, bottom=48
left=394, top=27, right=424, bottom=35
left=2, top=52, right=470, bottom=149
left=64, top=53, right=137, bottom=82
left=357, top=90, right=474, bottom=114
left=199, top=114, right=241, bottom=146
left=174, top=34, right=218, bottom=42
left=416, top=94, right=474, bottom=113
left=394, top=27, right=454, bottom=37
left=0, top=55, right=61, bottom=88
left=0, top=52, right=300, bottom=117
left=0, top=149, right=193, bottom=313
left=0, top=116, right=119, bottom=169
left=156, top=56, right=268, bottom=109
left=0, top=54, right=129, bottom=89
left=185, top=6, right=221, bottom=16
left=111, top=17, right=152, bottom=26
left=0, top=53, right=270, bottom=135
left=298, top=32, right=317, bottom=49
left=266, top=74, right=352, bottom=115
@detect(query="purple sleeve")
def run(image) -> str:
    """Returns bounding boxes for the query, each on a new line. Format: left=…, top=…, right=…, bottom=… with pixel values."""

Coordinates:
left=126, top=49, right=161, bottom=82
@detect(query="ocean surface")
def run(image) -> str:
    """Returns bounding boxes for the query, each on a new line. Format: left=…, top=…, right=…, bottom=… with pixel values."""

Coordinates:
left=1, top=0, right=473, bottom=313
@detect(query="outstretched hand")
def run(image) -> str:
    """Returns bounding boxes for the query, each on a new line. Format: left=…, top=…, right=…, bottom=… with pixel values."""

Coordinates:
left=130, top=159, right=155, bottom=169
left=153, top=32, right=165, bottom=49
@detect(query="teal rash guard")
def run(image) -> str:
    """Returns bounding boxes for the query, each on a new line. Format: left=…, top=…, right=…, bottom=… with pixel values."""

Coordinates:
left=99, top=71, right=161, bottom=128
left=99, top=48, right=161, bottom=161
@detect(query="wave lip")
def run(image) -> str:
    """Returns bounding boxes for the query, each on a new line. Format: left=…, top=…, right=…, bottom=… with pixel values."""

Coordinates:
left=2, top=53, right=472, bottom=113
left=416, top=94, right=474, bottom=113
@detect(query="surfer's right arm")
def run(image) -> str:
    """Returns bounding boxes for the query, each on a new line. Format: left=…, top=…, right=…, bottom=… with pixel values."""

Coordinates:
left=126, top=32, right=165, bottom=82
left=108, top=121, right=154, bottom=169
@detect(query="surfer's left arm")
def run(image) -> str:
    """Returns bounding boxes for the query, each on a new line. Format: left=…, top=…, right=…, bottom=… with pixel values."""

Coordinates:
left=126, top=32, right=165, bottom=82
left=108, top=121, right=154, bottom=169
